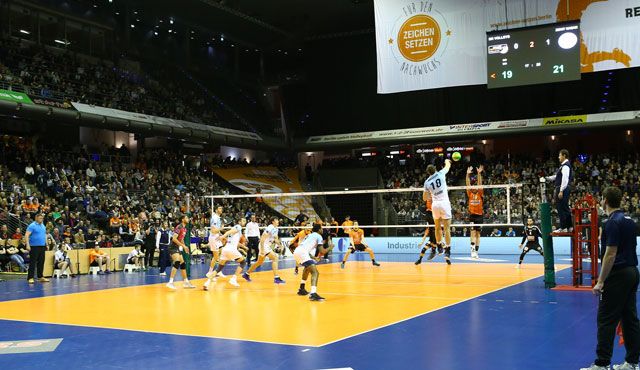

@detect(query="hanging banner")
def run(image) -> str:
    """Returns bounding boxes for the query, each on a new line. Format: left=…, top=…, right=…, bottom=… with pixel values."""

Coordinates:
left=212, top=167, right=320, bottom=221
left=375, top=0, right=640, bottom=94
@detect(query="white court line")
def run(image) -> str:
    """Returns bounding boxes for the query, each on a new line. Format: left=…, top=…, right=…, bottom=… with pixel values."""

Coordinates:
left=320, top=271, right=563, bottom=279
left=319, top=279, right=514, bottom=288
left=0, top=316, right=308, bottom=348
left=203, top=285, right=465, bottom=301
left=317, top=266, right=570, bottom=347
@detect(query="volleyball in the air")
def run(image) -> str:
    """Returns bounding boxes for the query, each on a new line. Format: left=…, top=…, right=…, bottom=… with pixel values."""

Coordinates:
left=452, top=152, right=462, bottom=161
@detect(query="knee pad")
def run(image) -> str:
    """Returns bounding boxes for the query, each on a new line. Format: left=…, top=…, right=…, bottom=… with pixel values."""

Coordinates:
left=173, top=261, right=181, bottom=269
left=420, top=247, right=427, bottom=254
left=349, top=247, right=356, bottom=253
left=179, top=262, right=186, bottom=270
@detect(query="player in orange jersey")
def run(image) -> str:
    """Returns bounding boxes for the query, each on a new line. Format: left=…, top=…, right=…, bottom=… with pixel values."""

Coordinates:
left=289, top=222, right=311, bottom=275
left=415, top=191, right=439, bottom=265
left=466, top=165, right=484, bottom=259
left=340, top=221, right=380, bottom=269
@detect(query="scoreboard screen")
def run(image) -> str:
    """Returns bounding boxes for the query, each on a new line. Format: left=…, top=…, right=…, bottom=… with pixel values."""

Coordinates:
left=486, top=21, right=580, bottom=89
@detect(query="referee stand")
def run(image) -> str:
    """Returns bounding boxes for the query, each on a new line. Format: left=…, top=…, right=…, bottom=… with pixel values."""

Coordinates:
left=551, top=194, right=599, bottom=291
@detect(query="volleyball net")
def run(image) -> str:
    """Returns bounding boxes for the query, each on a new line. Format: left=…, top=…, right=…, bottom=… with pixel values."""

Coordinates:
left=203, top=183, right=527, bottom=237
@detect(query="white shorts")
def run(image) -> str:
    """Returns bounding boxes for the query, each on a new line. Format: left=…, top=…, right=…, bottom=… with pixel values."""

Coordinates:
left=208, top=234, right=222, bottom=252
left=432, top=200, right=452, bottom=220
left=220, top=248, right=243, bottom=261
left=293, top=249, right=312, bottom=265
left=259, top=242, right=274, bottom=256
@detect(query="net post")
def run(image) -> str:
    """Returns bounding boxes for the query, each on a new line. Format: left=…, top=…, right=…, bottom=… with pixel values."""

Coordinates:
left=182, top=193, right=192, bottom=278
left=506, top=186, right=511, bottom=225
left=539, top=181, right=556, bottom=288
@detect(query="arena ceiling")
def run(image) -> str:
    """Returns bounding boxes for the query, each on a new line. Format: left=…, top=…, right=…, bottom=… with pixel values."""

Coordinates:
left=153, top=0, right=373, bottom=44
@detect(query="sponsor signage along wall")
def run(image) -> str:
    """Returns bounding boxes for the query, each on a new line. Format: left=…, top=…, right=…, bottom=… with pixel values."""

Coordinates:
left=31, top=97, right=75, bottom=110
left=0, top=89, right=33, bottom=104
left=542, top=115, right=587, bottom=126
left=330, top=236, right=640, bottom=255
left=306, top=119, right=535, bottom=144
left=305, top=110, right=640, bottom=146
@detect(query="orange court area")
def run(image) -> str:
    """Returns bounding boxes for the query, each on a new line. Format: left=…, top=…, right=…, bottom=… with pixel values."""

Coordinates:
left=0, top=262, right=568, bottom=347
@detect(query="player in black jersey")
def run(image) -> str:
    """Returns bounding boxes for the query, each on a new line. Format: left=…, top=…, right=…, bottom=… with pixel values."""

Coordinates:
left=517, top=218, right=544, bottom=267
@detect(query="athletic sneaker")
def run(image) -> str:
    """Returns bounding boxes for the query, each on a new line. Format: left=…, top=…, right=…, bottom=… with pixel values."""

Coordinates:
left=183, top=282, right=196, bottom=289
left=217, top=271, right=226, bottom=278
left=445, top=257, right=451, bottom=265
left=580, top=365, right=610, bottom=370
left=472, top=251, right=479, bottom=259
left=414, top=257, right=423, bottom=265
left=437, top=245, right=444, bottom=255
left=294, top=266, right=299, bottom=275
left=614, top=362, right=640, bottom=370
left=372, top=261, right=380, bottom=266
left=205, top=271, right=214, bottom=279
left=166, top=282, right=176, bottom=290
left=274, top=277, right=286, bottom=284
left=297, top=288, right=309, bottom=296
left=229, top=276, right=240, bottom=287
left=340, top=262, right=345, bottom=269
left=242, top=273, right=252, bottom=282
left=427, top=249, right=437, bottom=261
left=309, top=293, right=325, bottom=301
left=159, top=272, right=167, bottom=276
left=515, top=264, right=522, bottom=269
left=203, top=280, right=210, bottom=290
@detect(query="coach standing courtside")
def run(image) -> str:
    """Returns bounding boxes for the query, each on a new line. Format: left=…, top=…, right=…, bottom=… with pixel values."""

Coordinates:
left=545, top=149, right=573, bottom=233
left=581, top=187, right=640, bottom=370
left=25, top=213, right=49, bottom=284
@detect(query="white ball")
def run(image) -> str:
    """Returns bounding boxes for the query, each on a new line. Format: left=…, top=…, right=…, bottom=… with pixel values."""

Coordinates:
left=539, top=177, right=546, bottom=183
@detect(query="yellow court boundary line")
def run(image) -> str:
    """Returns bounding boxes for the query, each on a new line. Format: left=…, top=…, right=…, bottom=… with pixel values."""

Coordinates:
left=0, top=263, right=570, bottom=348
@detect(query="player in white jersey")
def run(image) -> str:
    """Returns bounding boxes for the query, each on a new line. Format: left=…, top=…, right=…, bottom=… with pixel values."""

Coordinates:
left=242, top=218, right=285, bottom=284
left=206, top=206, right=225, bottom=279
left=294, top=223, right=325, bottom=301
left=423, top=159, right=453, bottom=265
left=203, top=218, right=248, bottom=289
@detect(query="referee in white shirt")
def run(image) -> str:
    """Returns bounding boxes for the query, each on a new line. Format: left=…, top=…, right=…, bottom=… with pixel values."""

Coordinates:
left=245, top=215, right=261, bottom=265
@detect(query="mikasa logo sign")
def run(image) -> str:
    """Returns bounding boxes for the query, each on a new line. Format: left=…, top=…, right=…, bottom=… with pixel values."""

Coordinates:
left=542, top=115, right=587, bottom=126
left=387, top=1, right=452, bottom=76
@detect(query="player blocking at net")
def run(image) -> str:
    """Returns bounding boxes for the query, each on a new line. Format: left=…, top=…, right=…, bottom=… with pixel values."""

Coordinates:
left=415, top=192, right=439, bottom=265
left=340, top=221, right=381, bottom=269
left=242, top=217, right=285, bottom=284
left=295, top=223, right=326, bottom=301
left=423, top=159, right=453, bottom=265
left=517, top=218, right=544, bottom=268
left=466, top=165, right=484, bottom=259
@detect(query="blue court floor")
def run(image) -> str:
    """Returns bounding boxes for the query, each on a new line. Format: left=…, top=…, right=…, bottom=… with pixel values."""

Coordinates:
left=0, top=253, right=631, bottom=370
